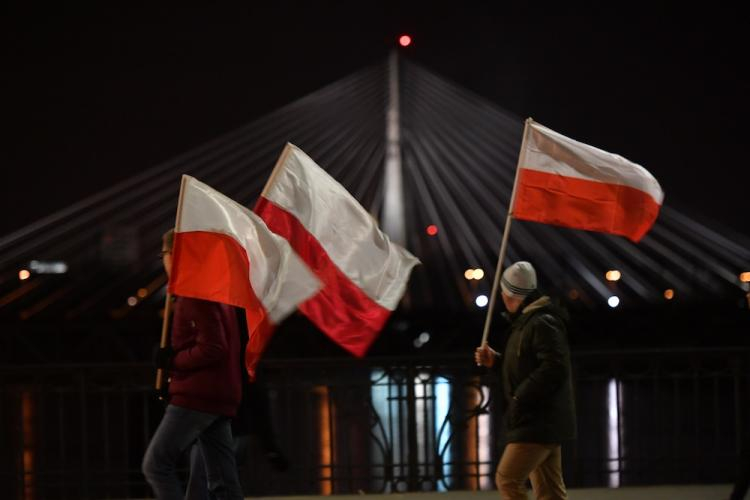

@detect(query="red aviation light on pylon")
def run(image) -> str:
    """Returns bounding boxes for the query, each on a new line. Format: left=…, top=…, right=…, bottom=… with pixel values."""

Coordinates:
left=399, top=35, right=412, bottom=47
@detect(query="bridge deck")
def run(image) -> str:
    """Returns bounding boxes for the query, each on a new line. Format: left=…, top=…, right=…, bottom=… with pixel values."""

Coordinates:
left=244, top=485, right=733, bottom=500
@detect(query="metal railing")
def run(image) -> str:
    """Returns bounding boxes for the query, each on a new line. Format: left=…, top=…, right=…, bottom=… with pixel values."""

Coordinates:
left=1, top=348, right=748, bottom=499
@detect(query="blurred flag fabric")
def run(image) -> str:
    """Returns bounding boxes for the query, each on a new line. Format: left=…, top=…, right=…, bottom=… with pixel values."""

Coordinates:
left=255, top=143, right=420, bottom=356
left=512, top=119, right=664, bottom=242
left=169, top=175, right=321, bottom=379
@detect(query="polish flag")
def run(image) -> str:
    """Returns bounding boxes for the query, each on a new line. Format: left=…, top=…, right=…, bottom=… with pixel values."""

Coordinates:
left=169, top=175, right=321, bottom=379
left=512, top=120, right=664, bottom=242
left=255, top=144, right=420, bottom=356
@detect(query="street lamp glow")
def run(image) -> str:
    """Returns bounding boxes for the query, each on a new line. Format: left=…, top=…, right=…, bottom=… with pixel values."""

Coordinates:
left=464, top=269, right=475, bottom=280
left=664, top=289, right=675, bottom=300
left=472, top=269, right=485, bottom=280
left=475, top=295, right=489, bottom=307
left=607, top=296, right=620, bottom=308
left=19, top=269, right=31, bottom=280
left=740, top=272, right=750, bottom=283
left=127, top=296, right=138, bottom=307
left=605, top=270, right=621, bottom=282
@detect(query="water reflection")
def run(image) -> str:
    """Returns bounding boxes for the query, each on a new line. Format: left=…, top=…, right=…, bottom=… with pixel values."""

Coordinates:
left=607, top=378, right=623, bottom=487
left=370, top=369, right=455, bottom=491
left=434, top=376, right=451, bottom=491
left=369, top=370, right=492, bottom=491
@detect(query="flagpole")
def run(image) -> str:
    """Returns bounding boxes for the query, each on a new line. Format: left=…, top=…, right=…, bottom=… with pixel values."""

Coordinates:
left=260, top=143, right=294, bottom=198
left=155, top=175, right=189, bottom=395
left=480, top=118, right=533, bottom=346
left=154, top=292, right=173, bottom=396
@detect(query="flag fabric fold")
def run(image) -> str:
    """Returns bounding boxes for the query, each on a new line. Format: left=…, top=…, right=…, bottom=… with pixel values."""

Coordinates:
left=255, top=143, right=420, bottom=356
left=169, top=175, right=321, bottom=379
left=512, top=120, right=664, bottom=242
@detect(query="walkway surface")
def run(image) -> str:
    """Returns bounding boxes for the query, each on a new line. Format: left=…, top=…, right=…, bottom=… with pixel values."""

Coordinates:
left=248, top=485, right=733, bottom=500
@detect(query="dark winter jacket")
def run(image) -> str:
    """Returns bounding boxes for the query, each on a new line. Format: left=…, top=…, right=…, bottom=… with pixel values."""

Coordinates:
left=168, top=297, right=242, bottom=417
left=501, top=294, right=576, bottom=443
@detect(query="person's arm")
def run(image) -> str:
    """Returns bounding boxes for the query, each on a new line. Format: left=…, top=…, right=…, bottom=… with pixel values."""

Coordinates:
left=171, top=300, right=228, bottom=371
left=512, top=315, right=570, bottom=405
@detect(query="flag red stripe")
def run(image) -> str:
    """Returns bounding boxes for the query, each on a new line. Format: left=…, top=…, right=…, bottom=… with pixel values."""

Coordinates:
left=513, top=168, right=661, bottom=242
left=255, top=197, right=390, bottom=356
left=170, top=231, right=255, bottom=309
left=169, top=231, right=274, bottom=380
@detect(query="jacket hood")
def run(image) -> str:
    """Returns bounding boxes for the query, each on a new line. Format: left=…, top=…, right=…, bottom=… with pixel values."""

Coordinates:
left=516, top=293, right=570, bottom=326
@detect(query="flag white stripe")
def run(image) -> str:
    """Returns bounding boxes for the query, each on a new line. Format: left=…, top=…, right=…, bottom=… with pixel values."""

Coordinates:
left=262, top=144, right=420, bottom=310
left=178, top=176, right=321, bottom=323
left=524, top=121, right=664, bottom=204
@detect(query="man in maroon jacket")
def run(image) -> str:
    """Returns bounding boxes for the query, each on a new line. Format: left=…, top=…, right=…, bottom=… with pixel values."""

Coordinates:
left=142, top=229, right=244, bottom=500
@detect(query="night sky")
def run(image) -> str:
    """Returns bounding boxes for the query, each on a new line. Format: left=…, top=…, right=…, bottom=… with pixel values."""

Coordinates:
left=3, top=3, right=748, bottom=238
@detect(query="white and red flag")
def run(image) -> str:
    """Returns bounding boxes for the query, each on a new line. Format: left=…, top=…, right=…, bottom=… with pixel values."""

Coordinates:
left=168, top=175, right=321, bottom=379
left=255, top=143, right=420, bottom=357
left=512, top=120, right=664, bottom=242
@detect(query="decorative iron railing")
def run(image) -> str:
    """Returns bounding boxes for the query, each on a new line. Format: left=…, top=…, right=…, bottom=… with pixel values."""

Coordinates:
left=1, top=348, right=748, bottom=499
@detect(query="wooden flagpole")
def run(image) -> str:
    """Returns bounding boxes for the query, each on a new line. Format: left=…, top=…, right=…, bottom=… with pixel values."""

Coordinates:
left=480, top=118, right=533, bottom=346
left=155, top=175, right=189, bottom=395
left=259, top=143, right=293, bottom=198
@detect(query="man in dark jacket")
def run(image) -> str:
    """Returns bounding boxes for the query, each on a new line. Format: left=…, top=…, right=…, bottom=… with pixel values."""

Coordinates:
left=475, top=261, right=576, bottom=500
left=142, top=229, right=244, bottom=500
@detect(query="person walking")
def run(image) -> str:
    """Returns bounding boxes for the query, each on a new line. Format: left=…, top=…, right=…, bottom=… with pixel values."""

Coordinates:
left=142, top=229, right=244, bottom=500
left=475, top=261, right=576, bottom=500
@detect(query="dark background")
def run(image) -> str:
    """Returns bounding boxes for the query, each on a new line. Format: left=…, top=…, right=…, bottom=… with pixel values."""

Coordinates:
left=1, top=8, right=748, bottom=496
left=2, top=3, right=748, bottom=238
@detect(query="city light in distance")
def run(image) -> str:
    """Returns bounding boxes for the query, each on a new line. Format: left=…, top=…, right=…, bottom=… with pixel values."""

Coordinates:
left=426, top=224, right=438, bottom=236
left=399, top=35, right=412, bottom=47
left=29, top=260, right=68, bottom=274
left=413, top=331, right=430, bottom=348
left=137, top=288, right=149, bottom=298
left=607, top=296, right=620, bottom=308
left=19, top=269, right=31, bottom=280
left=464, top=268, right=485, bottom=280
left=605, top=270, right=621, bottom=282
left=475, top=295, right=489, bottom=307
left=127, top=297, right=138, bottom=307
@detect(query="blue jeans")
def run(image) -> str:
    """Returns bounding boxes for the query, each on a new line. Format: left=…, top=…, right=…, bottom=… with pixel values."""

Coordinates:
left=142, top=404, right=243, bottom=500
left=187, top=437, right=249, bottom=500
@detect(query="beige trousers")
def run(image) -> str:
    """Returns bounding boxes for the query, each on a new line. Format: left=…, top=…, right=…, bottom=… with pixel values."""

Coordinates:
left=495, top=443, right=567, bottom=500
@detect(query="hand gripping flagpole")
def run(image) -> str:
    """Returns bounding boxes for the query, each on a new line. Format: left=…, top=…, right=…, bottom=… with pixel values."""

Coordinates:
left=155, top=175, right=189, bottom=396
left=480, top=118, right=533, bottom=346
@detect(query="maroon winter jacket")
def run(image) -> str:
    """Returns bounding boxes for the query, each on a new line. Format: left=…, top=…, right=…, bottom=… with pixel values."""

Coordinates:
left=167, top=297, right=242, bottom=417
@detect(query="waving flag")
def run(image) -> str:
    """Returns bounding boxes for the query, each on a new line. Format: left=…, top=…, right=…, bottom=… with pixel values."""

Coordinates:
left=512, top=120, right=664, bottom=242
left=169, top=175, right=321, bottom=379
left=255, top=143, right=420, bottom=357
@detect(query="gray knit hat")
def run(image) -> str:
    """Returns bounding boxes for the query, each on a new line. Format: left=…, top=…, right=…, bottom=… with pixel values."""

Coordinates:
left=501, top=261, right=537, bottom=298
